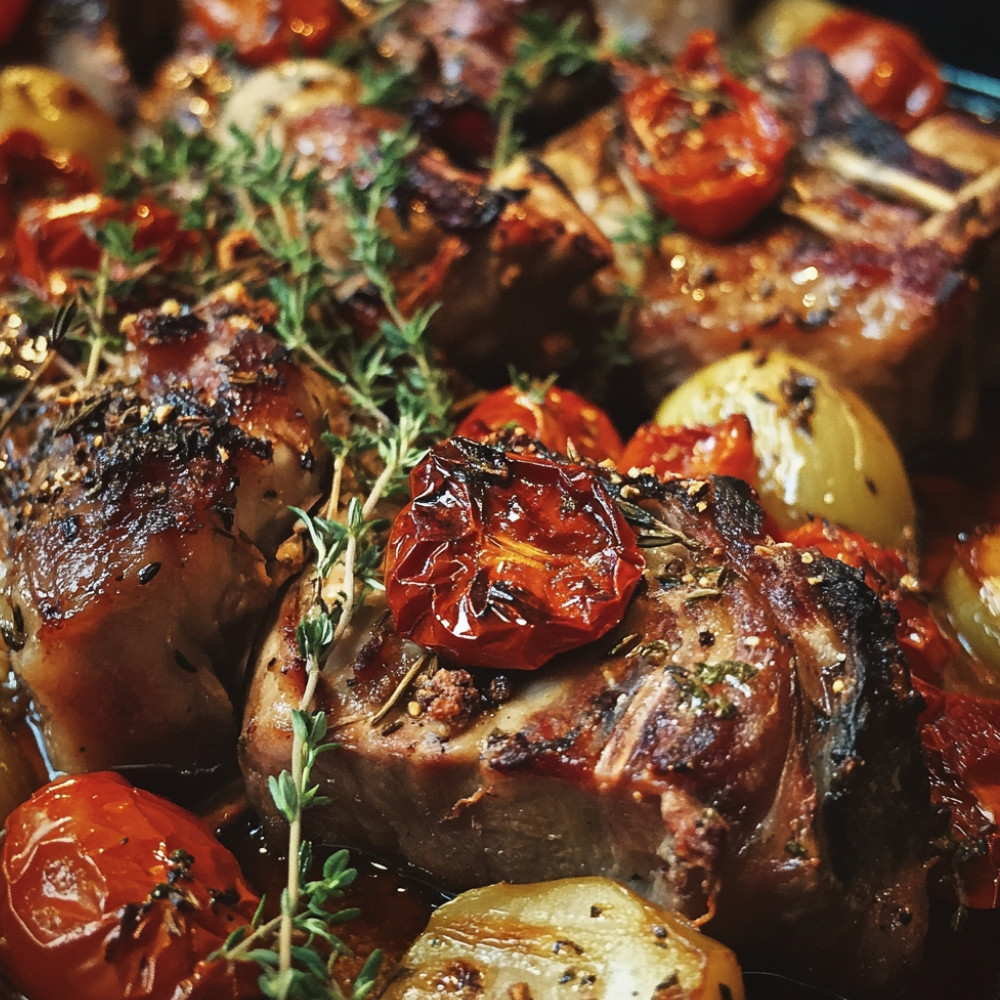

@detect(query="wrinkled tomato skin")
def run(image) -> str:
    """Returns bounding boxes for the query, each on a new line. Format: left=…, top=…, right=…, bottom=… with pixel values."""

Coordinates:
left=455, top=383, right=624, bottom=463
left=622, top=30, right=791, bottom=241
left=187, top=0, right=347, bottom=66
left=0, top=129, right=96, bottom=231
left=385, top=438, right=644, bottom=671
left=620, top=415, right=757, bottom=483
left=14, top=194, right=200, bottom=300
left=916, top=677, right=1000, bottom=909
left=0, top=771, right=261, bottom=1000
left=804, top=9, right=945, bottom=131
left=0, top=129, right=96, bottom=287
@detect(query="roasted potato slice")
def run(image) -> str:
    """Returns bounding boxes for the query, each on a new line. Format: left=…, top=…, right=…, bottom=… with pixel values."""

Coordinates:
left=381, top=877, right=745, bottom=1000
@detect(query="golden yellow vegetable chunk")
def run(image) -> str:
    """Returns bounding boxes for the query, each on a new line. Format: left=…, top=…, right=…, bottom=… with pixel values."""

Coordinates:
left=381, top=877, right=745, bottom=1000
left=943, top=525, right=1000, bottom=676
left=0, top=65, right=122, bottom=180
left=655, top=349, right=915, bottom=550
left=747, top=0, right=839, bottom=56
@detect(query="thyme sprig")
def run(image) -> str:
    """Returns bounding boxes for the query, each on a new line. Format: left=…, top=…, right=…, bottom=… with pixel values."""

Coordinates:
left=80, top=96, right=452, bottom=998
left=70, top=219, right=162, bottom=383
left=489, top=11, right=601, bottom=172
left=612, top=209, right=677, bottom=250
left=215, top=125, right=449, bottom=999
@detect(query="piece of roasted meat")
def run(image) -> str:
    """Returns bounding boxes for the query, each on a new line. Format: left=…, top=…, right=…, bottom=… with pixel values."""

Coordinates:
left=541, top=41, right=1000, bottom=444
left=241, top=439, right=931, bottom=996
left=271, top=97, right=615, bottom=390
left=1, top=287, right=340, bottom=774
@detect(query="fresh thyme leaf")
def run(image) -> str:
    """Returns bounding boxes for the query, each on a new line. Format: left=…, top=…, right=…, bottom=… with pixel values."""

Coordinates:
left=668, top=659, right=760, bottom=717
left=97, top=87, right=449, bottom=999
left=268, top=771, right=300, bottom=825
left=93, top=220, right=159, bottom=267
left=489, top=11, right=602, bottom=171
left=612, top=209, right=676, bottom=249
left=357, top=55, right=420, bottom=109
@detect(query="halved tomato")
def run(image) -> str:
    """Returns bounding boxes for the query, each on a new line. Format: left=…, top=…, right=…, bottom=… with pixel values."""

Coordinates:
left=917, top=678, right=1000, bottom=909
left=620, top=414, right=757, bottom=483
left=622, top=30, right=791, bottom=240
left=804, top=9, right=945, bottom=131
left=14, top=194, right=201, bottom=300
left=455, top=381, right=624, bottom=463
left=386, top=438, right=644, bottom=671
left=186, top=0, right=348, bottom=66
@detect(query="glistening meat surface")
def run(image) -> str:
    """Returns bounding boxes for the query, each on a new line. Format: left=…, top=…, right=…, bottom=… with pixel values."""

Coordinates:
left=1, top=288, right=339, bottom=773
left=240, top=460, right=931, bottom=996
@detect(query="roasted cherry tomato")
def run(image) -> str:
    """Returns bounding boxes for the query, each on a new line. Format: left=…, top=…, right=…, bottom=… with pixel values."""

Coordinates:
left=0, top=129, right=95, bottom=224
left=0, top=129, right=96, bottom=288
left=0, top=771, right=261, bottom=1000
left=385, top=438, right=644, bottom=671
left=0, top=0, right=31, bottom=47
left=622, top=31, right=791, bottom=241
left=455, top=381, right=624, bottom=463
left=782, top=519, right=958, bottom=684
left=803, top=9, right=945, bottom=131
left=186, top=0, right=348, bottom=67
left=14, top=194, right=201, bottom=300
left=916, top=677, right=1000, bottom=909
left=620, top=414, right=757, bottom=483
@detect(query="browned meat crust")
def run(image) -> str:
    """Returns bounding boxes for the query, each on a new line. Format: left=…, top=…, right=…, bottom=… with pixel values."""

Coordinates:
left=2, top=289, right=338, bottom=773
left=241, top=464, right=930, bottom=996
left=279, top=102, right=615, bottom=387
left=630, top=222, right=976, bottom=445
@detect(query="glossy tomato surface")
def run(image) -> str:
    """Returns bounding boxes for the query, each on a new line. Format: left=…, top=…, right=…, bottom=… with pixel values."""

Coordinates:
left=917, top=678, right=1000, bottom=910
left=385, top=438, right=644, bottom=671
left=14, top=194, right=201, bottom=300
left=804, top=9, right=945, bottom=130
left=623, top=31, right=791, bottom=241
left=455, top=382, right=624, bottom=463
left=0, top=771, right=261, bottom=1000
left=186, top=0, right=347, bottom=66
left=0, top=129, right=95, bottom=232
left=620, top=414, right=758, bottom=483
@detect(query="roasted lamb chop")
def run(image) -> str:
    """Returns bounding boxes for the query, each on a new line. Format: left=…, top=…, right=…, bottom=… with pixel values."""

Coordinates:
left=240, top=442, right=931, bottom=996
left=0, top=287, right=339, bottom=774
left=273, top=96, right=616, bottom=389
left=541, top=43, right=1000, bottom=444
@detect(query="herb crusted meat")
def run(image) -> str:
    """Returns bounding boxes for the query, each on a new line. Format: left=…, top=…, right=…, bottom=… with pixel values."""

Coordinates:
left=240, top=453, right=931, bottom=996
left=1, top=289, right=340, bottom=774
left=2, top=6, right=996, bottom=998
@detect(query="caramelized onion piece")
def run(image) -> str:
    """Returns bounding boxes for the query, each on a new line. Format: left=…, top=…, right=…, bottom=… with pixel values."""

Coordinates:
left=943, top=525, right=1000, bottom=676
left=381, top=877, right=745, bottom=1000
left=655, top=349, right=915, bottom=550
